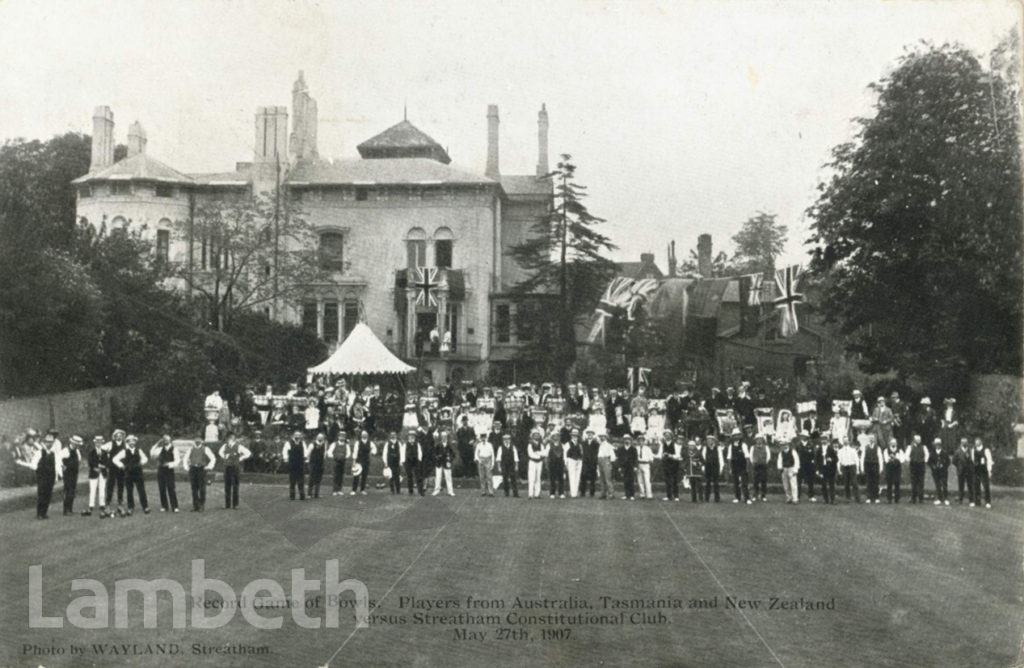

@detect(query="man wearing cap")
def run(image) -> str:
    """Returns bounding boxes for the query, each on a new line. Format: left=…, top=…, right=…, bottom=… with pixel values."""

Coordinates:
left=859, top=434, right=884, bottom=503
left=326, top=433, right=348, bottom=497
left=816, top=437, right=839, bottom=504
left=283, top=430, right=309, bottom=501
left=85, top=435, right=108, bottom=516
left=777, top=439, right=800, bottom=504
left=473, top=432, right=495, bottom=497
left=112, top=435, right=150, bottom=515
left=104, top=429, right=128, bottom=516
left=186, top=438, right=216, bottom=511
left=684, top=439, right=704, bottom=502
left=150, top=435, right=180, bottom=512
left=348, top=430, right=376, bottom=495
left=836, top=436, right=861, bottom=504
left=219, top=434, right=252, bottom=508
left=659, top=430, right=680, bottom=501
left=547, top=434, right=566, bottom=499
left=636, top=436, right=655, bottom=500
left=400, top=430, right=423, bottom=496
left=617, top=436, right=639, bottom=500
left=749, top=435, right=771, bottom=502
left=526, top=432, right=547, bottom=499
left=17, top=431, right=59, bottom=519
left=564, top=428, right=584, bottom=498
left=432, top=429, right=456, bottom=497
left=307, top=432, right=327, bottom=499
left=58, top=435, right=82, bottom=516
left=929, top=437, right=950, bottom=506
left=905, top=434, right=930, bottom=504
left=381, top=431, right=403, bottom=495
left=581, top=428, right=600, bottom=497
left=797, top=431, right=817, bottom=502
left=498, top=432, right=520, bottom=498
left=596, top=434, right=617, bottom=499
left=970, top=437, right=993, bottom=508
left=883, top=438, right=904, bottom=503
left=951, top=437, right=974, bottom=505
left=701, top=436, right=724, bottom=502
left=456, top=415, right=476, bottom=479
left=871, top=397, right=894, bottom=453
left=726, top=429, right=751, bottom=504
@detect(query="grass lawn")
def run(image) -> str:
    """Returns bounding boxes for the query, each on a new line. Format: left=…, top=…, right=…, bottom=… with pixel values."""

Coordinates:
left=1, top=475, right=1021, bottom=668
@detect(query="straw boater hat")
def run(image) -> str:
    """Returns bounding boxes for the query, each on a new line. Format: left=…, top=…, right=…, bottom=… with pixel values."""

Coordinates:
left=944, top=398, right=956, bottom=405
left=70, top=436, right=83, bottom=446
left=920, top=397, right=931, bottom=405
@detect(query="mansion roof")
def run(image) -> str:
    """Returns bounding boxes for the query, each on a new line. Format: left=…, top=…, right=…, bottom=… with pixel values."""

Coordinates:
left=72, top=153, right=194, bottom=185
left=287, top=157, right=494, bottom=186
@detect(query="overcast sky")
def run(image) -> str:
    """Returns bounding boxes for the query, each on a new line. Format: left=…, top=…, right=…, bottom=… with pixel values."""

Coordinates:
left=1, top=0, right=1019, bottom=268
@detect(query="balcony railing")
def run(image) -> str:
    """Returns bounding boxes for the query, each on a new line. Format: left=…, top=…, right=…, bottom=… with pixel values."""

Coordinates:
left=388, top=341, right=483, bottom=361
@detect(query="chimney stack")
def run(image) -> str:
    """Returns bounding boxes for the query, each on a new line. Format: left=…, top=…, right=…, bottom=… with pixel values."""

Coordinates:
left=536, top=103, right=549, bottom=176
left=254, top=106, right=289, bottom=163
left=127, top=121, right=147, bottom=157
left=90, top=106, right=115, bottom=172
left=667, top=241, right=677, bottom=277
left=485, top=104, right=500, bottom=179
left=290, top=70, right=319, bottom=161
left=697, top=234, right=713, bottom=278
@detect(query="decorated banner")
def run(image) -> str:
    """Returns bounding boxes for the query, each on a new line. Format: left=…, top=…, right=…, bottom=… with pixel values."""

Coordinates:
left=773, top=264, right=804, bottom=338
left=755, top=407, right=775, bottom=437
left=830, top=400, right=852, bottom=445
left=715, top=408, right=738, bottom=435
left=775, top=409, right=797, bottom=442
left=796, top=401, right=816, bottom=415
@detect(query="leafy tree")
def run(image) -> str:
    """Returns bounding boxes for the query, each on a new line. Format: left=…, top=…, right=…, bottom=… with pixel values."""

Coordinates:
left=676, top=248, right=737, bottom=277
left=170, top=191, right=328, bottom=332
left=731, top=212, right=788, bottom=275
left=508, top=155, right=617, bottom=381
left=807, top=42, right=1022, bottom=387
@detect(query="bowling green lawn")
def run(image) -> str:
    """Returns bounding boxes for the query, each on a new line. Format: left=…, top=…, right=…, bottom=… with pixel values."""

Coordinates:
left=0, top=474, right=1021, bottom=668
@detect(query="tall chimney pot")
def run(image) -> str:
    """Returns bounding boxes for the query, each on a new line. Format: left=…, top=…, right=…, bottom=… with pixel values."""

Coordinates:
left=485, top=104, right=500, bottom=178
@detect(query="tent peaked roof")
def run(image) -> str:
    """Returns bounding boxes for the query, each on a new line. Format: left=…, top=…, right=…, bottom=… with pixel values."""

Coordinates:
left=307, top=323, right=415, bottom=376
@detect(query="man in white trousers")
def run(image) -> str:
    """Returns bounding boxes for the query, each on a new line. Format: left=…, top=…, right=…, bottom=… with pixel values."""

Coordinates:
left=777, top=439, right=800, bottom=504
left=564, top=427, right=584, bottom=498
left=526, top=431, right=548, bottom=499
left=636, top=436, right=655, bottom=500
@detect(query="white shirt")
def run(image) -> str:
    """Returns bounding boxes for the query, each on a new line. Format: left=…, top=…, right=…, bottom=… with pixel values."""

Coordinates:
left=150, top=442, right=180, bottom=468
left=112, top=445, right=149, bottom=469
left=474, top=440, right=495, bottom=461
left=597, top=441, right=617, bottom=459
left=837, top=445, right=860, bottom=469
left=637, top=444, right=655, bottom=464
left=218, top=442, right=252, bottom=462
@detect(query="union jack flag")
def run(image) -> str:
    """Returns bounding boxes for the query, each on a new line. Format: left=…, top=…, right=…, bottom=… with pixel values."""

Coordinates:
left=413, top=266, right=439, bottom=308
left=589, top=277, right=660, bottom=342
left=773, top=264, right=803, bottom=337
left=748, top=273, right=764, bottom=306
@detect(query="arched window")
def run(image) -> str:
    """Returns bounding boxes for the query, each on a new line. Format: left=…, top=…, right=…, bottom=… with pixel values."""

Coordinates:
left=434, top=226, right=454, bottom=269
left=319, top=231, right=345, bottom=271
left=406, top=227, right=427, bottom=269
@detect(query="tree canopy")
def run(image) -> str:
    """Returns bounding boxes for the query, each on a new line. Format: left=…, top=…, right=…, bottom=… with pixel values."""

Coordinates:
left=807, top=41, right=1022, bottom=387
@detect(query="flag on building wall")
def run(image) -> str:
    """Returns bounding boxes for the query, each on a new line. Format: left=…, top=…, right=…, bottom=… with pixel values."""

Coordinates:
left=773, top=264, right=803, bottom=338
left=413, top=266, right=439, bottom=308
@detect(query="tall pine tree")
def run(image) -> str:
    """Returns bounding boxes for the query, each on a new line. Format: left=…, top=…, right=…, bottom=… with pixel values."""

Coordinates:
left=509, top=155, right=617, bottom=381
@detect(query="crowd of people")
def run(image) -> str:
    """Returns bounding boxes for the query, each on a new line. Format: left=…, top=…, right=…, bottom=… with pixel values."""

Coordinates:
left=6, top=378, right=1000, bottom=519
